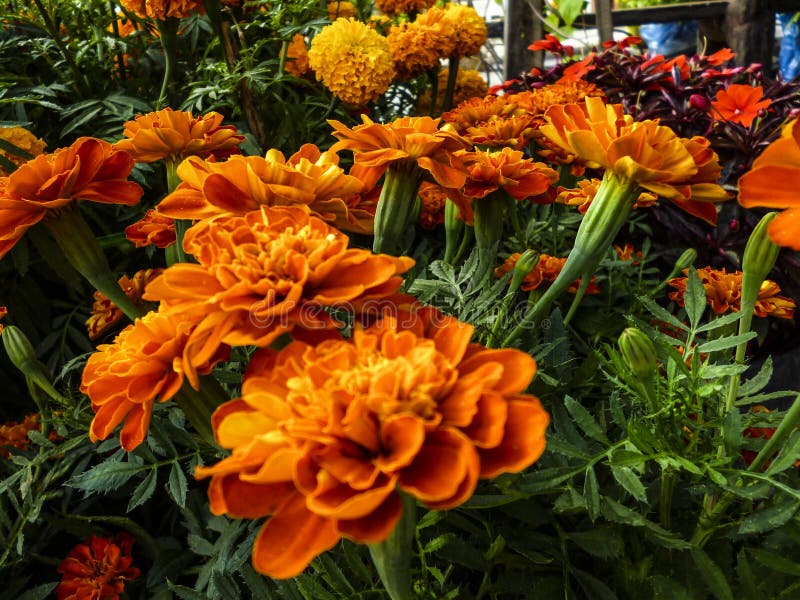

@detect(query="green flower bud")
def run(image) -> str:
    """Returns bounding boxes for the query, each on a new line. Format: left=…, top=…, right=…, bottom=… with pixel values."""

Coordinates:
left=674, top=248, right=698, bottom=273
left=618, top=327, right=658, bottom=378
left=509, top=250, right=540, bottom=295
left=741, top=212, right=780, bottom=311
left=2, top=325, right=37, bottom=372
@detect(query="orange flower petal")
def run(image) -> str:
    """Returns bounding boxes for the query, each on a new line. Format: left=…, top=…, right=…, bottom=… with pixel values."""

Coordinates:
left=479, top=398, right=549, bottom=478
left=336, top=492, right=403, bottom=543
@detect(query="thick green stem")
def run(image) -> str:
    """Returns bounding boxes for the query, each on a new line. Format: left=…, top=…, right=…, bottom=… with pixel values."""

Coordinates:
left=472, top=193, right=505, bottom=286
left=372, top=164, right=422, bottom=255
left=441, top=55, right=460, bottom=113
left=44, top=207, right=144, bottom=320
left=155, top=18, right=180, bottom=109
left=660, top=468, right=676, bottom=530
left=368, top=493, right=416, bottom=600
left=443, top=198, right=463, bottom=265
left=503, top=171, right=639, bottom=346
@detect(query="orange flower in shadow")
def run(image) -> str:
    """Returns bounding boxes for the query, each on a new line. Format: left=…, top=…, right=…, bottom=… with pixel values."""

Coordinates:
left=738, top=119, right=800, bottom=250
left=539, top=97, right=728, bottom=224
left=710, top=84, right=771, bottom=128
left=417, top=181, right=447, bottom=230
left=119, top=0, right=204, bottom=20
left=668, top=267, right=795, bottom=319
left=556, top=178, right=657, bottom=214
left=1, top=414, right=45, bottom=458
left=284, top=34, right=309, bottom=77
left=113, top=108, right=244, bottom=163
left=496, top=253, right=600, bottom=294
left=195, top=306, right=548, bottom=578
left=143, top=206, right=414, bottom=387
left=0, top=137, right=142, bottom=259
left=155, top=145, right=372, bottom=233
left=328, top=115, right=470, bottom=190
left=81, top=310, right=230, bottom=450
left=86, top=269, right=162, bottom=340
left=56, top=533, right=140, bottom=600
left=125, top=209, right=176, bottom=248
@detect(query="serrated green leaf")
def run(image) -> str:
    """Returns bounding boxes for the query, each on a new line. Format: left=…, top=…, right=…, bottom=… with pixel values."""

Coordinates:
left=738, top=500, right=800, bottom=535
left=515, top=466, right=578, bottom=494
left=566, top=529, right=623, bottom=559
left=167, top=581, right=208, bottom=600
left=738, top=356, right=773, bottom=397
left=766, top=429, right=800, bottom=475
left=423, top=534, right=451, bottom=554
left=17, top=583, right=57, bottom=600
left=68, top=458, right=148, bottom=493
left=584, top=466, right=600, bottom=521
left=168, top=462, right=188, bottom=508
left=564, top=395, right=607, bottom=442
left=694, top=309, right=743, bottom=332
left=684, top=267, right=707, bottom=328
left=697, top=332, right=757, bottom=353
left=611, top=465, right=647, bottom=502
left=127, top=469, right=157, bottom=512
left=706, top=467, right=728, bottom=486
left=749, top=548, right=800, bottom=576
left=691, top=547, right=734, bottom=600
left=736, top=549, right=759, bottom=600
left=609, top=449, right=648, bottom=466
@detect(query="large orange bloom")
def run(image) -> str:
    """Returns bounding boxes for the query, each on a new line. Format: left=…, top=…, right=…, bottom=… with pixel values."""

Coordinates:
left=56, top=533, right=140, bottom=600
left=113, top=108, right=244, bottom=163
left=0, top=137, right=142, bottom=259
left=81, top=310, right=229, bottom=451
left=86, top=269, right=163, bottom=340
left=155, top=144, right=372, bottom=233
left=738, top=119, right=800, bottom=250
left=668, top=267, right=795, bottom=319
left=195, top=307, right=548, bottom=578
left=539, top=96, right=729, bottom=224
left=143, top=206, right=414, bottom=387
left=710, top=84, right=771, bottom=128
left=328, top=115, right=470, bottom=189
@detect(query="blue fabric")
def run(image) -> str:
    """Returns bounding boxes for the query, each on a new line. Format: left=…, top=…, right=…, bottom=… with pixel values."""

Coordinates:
left=639, top=21, right=698, bottom=57
left=778, top=13, right=800, bottom=80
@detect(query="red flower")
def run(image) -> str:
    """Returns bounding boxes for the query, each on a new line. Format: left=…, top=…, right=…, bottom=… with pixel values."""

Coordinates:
left=528, top=34, right=574, bottom=57
left=56, top=533, right=140, bottom=600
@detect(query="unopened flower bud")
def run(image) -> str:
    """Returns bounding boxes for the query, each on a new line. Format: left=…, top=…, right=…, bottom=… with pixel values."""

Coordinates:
left=675, top=248, right=698, bottom=272
left=509, top=250, right=540, bottom=295
left=689, top=94, right=711, bottom=111
left=2, top=325, right=37, bottom=372
left=729, top=219, right=739, bottom=231
left=618, top=327, right=658, bottom=378
left=741, top=212, right=780, bottom=307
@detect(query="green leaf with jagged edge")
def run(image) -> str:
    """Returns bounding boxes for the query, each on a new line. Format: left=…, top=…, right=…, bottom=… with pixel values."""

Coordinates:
left=127, top=468, right=157, bottom=512
left=564, top=395, right=607, bottom=443
left=637, top=295, right=688, bottom=332
left=691, top=547, right=734, bottom=600
left=168, top=462, right=188, bottom=508
left=694, top=309, right=744, bottom=332
left=738, top=356, right=773, bottom=397
left=567, top=529, right=624, bottom=559
left=697, top=331, right=757, bottom=353
left=738, top=500, right=800, bottom=535
left=611, top=465, right=648, bottom=502
left=684, top=267, right=707, bottom=329
left=748, top=548, right=800, bottom=576
left=583, top=466, right=601, bottom=521
left=68, top=452, right=147, bottom=494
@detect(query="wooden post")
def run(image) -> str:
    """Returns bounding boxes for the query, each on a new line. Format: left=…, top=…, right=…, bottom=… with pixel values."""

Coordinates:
left=594, top=0, right=615, bottom=44
left=504, top=0, right=541, bottom=79
left=724, top=0, right=776, bottom=72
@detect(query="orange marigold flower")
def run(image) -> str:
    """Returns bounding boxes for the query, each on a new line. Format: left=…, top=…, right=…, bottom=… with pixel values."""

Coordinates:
left=418, top=181, right=447, bottom=229
left=118, top=0, right=204, bottom=20
left=284, top=34, right=310, bottom=77
left=86, top=269, right=163, bottom=340
left=328, top=115, right=470, bottom=190
left=614, top=243, right=643, bottom=264
left=738, top=119, right=800, bottom=250
left=0, top=127, right=46, bottom=176
left=711, top=84, right=771, bottom=128
left=125, top=209, right=176, bottom=248
left=156, top=144, right=371, bottom=233
left=375, top=0, right=434, bottom=16
left=81, top=311, right=230, bottom=450
left=114, top=108, right=244, bottom=163
left=415, top=4, right=486, bottom=58
left=443, top=95, right=516, bottom=130
left=143, top=206, right=414, bottom=387
left=0, top=414, right=41, bottom=458
left=56, top=533, right=140, bottom=600
left=556, top=178, right=658, bottom=214
left=195, top=306, right=548, bottom=579
left=496, top=253, right=600, bottom=294
left=0, top=137, right=142, bottom=260
left=307, top=18, right=395, bottom=106
left=540, top=96, right=729, bottom=224
left=387, top=20, right=444, bottom=81
left=327, top=0, right=359, bottom=19
left=668, top=267, right=795, bottom=319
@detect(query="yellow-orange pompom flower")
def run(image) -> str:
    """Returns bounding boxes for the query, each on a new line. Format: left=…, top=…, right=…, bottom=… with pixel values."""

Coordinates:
left=387, top=20, right=443, bottom=81
left=56, top=533, right=140, bottom=600
left=86, top=269, right=163, bottom=340
left=155, top=144, right=372, bottom=233
left=118, top=0, right=205, bottom=20
left=416, top=4, right=486, bottom=58
left=375, top=0, right=435, bottom=16
left=81, top=310, right=230, bottom=451
left=668, top=267, right=795, bottom=319
left=327, top=0, right=359, bottom=20
left=539, top=96, right=729, bottom=224
left=308, top=18, right=395, bottom=106
left=195, top=306, right=549, bottom=579
left=113, top=108, right=244, bottom=163
left=143, top=206, right=414, bottom=387
left=738, top=119, right=800, bottom=250
left=284, top=34, right=309, bottom=77
left=0, top=127, right=46, bottom=176
left=0, top=137, right=143, bottom=260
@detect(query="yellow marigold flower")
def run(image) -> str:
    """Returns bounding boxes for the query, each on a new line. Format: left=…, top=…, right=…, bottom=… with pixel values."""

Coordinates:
left=143, top=206, right=414, bottom=387
left=283, top=34, right=309, bottom=77
left=556, top=178, right=658, bottom=214
left=496, top=253, right=600, bottom=294
left=0, top=127, right=46, bottom=176
left=668, top=267, right=795, bottom=319
left=114, top=108, right=244, bottom=163
left=86, top=269, right=163, bottom=341
left=416, top=4, right=487, bottom=58
left=119, top=0, right=205, bottom=20
left=327, top=0, right=359, bottom=20
left=540, top=96, right=729, bottom=224
left=375, top=0, right=435, bottom=16
left=156, top=144, right=372, bottom=234
left=307, top=18, right=395, bottom=106
left=387, top=20, right=443, bottom=81
left=416, top=68, right=487, bottom=114
left=195, top=306, right=548, bottom=579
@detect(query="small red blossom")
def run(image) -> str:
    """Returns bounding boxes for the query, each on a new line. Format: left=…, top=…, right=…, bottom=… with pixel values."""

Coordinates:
left=711, top=84, right=772, bottom=128
left=703, top=47, right=735, bottom=66
left=559, top=53, right=596, bottom=81
left=56, top=533, right=140, bottom=600
left=528, top=34, right=574, bottom=56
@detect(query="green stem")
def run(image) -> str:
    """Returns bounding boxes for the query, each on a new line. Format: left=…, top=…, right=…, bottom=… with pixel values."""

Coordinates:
left=443, top=198, right=464, bottom=265
left=441, top=55, right=460, bottom=113
left=31, top=0, right=90, bottom=96
left=659, top=467, right=676, bottom=529
left=372, top=164, right=422, bottom=255
left=368, top=493, right=416, bottom=600
left=472, top=194, right=505, bottom=286
left=155, top=18, right=180, bottom=109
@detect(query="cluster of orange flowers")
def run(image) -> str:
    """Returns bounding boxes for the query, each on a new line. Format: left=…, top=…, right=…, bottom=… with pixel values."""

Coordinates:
left=668, top=267, right=795, bottom=319
left=56, top=533, right=140, bottom=600
left=496, top=253, right=600, bottom=295
left=0, top=413, right=44, bottom=458
left=119, top=0, right=204, bottom=20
